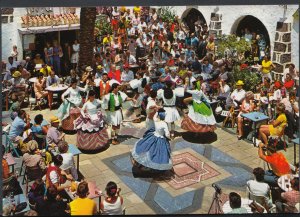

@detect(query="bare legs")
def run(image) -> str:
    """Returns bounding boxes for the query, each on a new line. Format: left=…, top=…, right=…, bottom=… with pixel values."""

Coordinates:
left=259, top=125, right=270, bottom=145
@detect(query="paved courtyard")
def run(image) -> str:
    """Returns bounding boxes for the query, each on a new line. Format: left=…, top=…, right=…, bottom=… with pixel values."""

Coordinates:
left=2, top=104, right=297, bottom=214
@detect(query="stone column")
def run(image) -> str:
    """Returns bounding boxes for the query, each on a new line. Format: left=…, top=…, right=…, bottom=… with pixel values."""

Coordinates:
left=209, top=13, right=222, bottom=38
left=272, top=22, right=292, bottom=76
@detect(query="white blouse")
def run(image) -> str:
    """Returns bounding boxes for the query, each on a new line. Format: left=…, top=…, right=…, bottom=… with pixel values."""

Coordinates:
left=62, top=86, right=87, bottom=100
left=82, top=99, right=102, bottom=116
left=157, top=89, right=179, bottom=106
left=187, top=89, right=210, bottom=104
left=103, top=91, right=128, bottom=109
left=154, top=121, right=170, bottom=138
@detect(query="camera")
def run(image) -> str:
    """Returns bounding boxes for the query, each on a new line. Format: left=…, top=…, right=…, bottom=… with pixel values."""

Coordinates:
left=212, top=183, right=222, bottom=194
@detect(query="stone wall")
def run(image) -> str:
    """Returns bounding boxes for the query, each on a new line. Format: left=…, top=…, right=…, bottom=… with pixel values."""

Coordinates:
left=209, top=13, right=222, bottom=38
left=272, top=22, right=292, bottom=74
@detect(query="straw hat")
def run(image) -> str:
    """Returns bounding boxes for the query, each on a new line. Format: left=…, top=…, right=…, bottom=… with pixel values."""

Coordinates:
left=236, top=80, right=244, bottom=86
left=97, top=65, right=103, bottom=70
left=12, top=71, right=21, bottom=78
left=85, top=66, right=93, bottom=72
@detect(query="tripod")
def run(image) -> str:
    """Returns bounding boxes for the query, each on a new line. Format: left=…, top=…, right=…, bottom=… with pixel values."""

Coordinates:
left=208, top=190, right=224, bottom=214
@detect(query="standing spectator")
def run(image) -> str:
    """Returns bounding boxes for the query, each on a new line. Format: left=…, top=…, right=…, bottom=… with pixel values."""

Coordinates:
left=52, top=40, right=63, bottom=76
left=44, top=42, right=53, bottom=66
left=100, top=181, right=124, bottom=215
left=260, top=55, right=275, bottom=81
left=71, top=39, right=80, bottom=69
left=69, top=181, right=97, bottom=215
left=11, top=45, right=19, bottom=61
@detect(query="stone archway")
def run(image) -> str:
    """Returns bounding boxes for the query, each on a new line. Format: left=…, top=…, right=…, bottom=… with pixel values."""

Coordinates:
left=231, top=15, right=271, bottom=54
left=181, top=8, right=207, bottom=33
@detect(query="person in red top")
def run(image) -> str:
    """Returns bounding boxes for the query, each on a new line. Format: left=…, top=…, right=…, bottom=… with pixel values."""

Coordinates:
left=108, top=64, right=121, bottom=83
left=283, top=73, right=294, bottom=91
left=258, top=137, right=291, bottom=185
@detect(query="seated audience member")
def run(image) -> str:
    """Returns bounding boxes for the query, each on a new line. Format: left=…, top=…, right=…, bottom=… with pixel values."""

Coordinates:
left=64, top=69, right=79, bottom=86
left=9, top=70, right=27, bottom=106
left=257, top=138, right=291, bottom=184
left=46, top=70, right=60, bottom=87
left=69, top=181, right=98, bottom=215
left=33, top=54, right=44, bottom=65
left=40, top=64, right=52, bottom=77
left=226, top=80, right=246, bottom=109
left=276, top=178, right=300, bottom=213
left=217, top=79, right=231, bottom=101
left=23, top=140, right=47, bottom=179
left=8, top=109, right=31, bottom=142
left=17, top=64, right=31, bottom=80
left=121, top=64, right=134, bottom=83
left=228, top=192, right=248, bottom=214
left=47, top=116, right=65, bottom=146
left=100, top=181, right=124, bottom=215
left=237, top=91, right=255, bottom=140
left=34, top=72, right=49, bottom=105
left=9, top=97, right=21, bottom=121
left=258, top=103, right=287, bottom=145
left=2, top=146, right=23, bottom=197
left=246, top=167, right=272, bottom=207
left=28, top=179, right=46, bottom=210
left=45, top=154, right=73, bottom=192
left=36, top=186, right=68, bottom=216
left=31, top=116, right=47, bottom=150
left=282, top=63, right=298, bottom=81
left=58, top=141, right=78, bottom=181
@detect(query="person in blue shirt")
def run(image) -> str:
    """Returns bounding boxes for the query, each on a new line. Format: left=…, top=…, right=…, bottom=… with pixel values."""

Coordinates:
left=185, top=33, right=191, bottom=46
left=191, top=33, right=199, bottom=48
left=200, top=57, right=213, bottom=81
left=46, top=70, right=60, bottom=87
left=8, top=110, right=31, bottom=141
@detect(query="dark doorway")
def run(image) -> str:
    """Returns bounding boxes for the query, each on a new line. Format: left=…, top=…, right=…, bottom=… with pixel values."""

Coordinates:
left=182, top=8, right=207, bottom=34
left=235, top=15, right=270, bottom=50
left=34, top=32, right=58, bottom=60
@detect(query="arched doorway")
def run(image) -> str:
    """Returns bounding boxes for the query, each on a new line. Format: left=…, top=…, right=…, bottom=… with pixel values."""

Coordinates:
left=181, top=8, right=207, bottom=33
left=231, top=15, right=271, bottom=58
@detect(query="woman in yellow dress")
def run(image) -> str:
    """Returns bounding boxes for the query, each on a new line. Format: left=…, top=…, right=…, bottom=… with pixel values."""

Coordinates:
left=258, top=103, right=287, bottom=145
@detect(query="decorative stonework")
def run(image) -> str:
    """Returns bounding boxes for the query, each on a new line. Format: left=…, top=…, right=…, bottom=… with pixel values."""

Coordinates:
left=209, top=13, right=222, bottom=37
left=272, top=22, right=292, bottom=73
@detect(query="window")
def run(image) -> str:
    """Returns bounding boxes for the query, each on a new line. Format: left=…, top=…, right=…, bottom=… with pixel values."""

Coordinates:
left=2, top=16, right=8, bottom=23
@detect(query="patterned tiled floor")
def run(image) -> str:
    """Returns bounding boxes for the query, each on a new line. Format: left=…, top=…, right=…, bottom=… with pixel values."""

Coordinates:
left=2, top=104, right=298, bottom=214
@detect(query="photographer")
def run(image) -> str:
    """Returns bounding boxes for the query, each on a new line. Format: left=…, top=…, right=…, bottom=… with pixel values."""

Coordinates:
left=257, top=138, right=291, bottom=185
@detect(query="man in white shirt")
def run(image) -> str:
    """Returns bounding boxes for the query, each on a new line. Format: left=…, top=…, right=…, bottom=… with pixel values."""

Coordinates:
left=218, top=79, right=231, bottom=100
left=124, top=50, right=137, bottom=65
left=121, top=64, right=134, bottom=84
left=246, top=167, right=272, bottom=207
left=282, top=64, right=299, bottom=82
left=6, top=56, right=18, bottom=71
left=227, top=80, right=246, bottom=109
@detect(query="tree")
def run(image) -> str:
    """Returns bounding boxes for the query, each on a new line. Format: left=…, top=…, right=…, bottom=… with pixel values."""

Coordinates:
left=78, top=7, right=97, bottom=70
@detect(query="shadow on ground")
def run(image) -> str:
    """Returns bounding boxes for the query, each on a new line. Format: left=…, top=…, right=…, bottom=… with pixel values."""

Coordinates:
left=78, top=143, right=110, bottom=154
left=181, top=131, right=218, bottom=144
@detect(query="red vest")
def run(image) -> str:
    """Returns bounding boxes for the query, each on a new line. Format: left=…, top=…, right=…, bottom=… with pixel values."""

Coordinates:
left=99, top=80, right=110, bottom=97
left=46, top=165, right=65, bottom=188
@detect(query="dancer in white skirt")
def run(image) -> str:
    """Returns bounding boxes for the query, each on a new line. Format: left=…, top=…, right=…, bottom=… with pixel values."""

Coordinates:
left=157, top=81, right=181, bottom=139
left=103, top=83, right=135, bottom=145
left=129, top=72, right=147, bottom=123
left=145, top=89, right=161, bottom=130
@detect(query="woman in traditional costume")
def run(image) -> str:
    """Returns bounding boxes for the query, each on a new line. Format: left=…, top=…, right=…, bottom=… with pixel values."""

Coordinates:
left=57, top=78, right=88, bottom=131
left=131, top=109, right=173, bottom=172
left=74, top=90, right=109, bottom=150
left=181, top=81, right=216, bottom=133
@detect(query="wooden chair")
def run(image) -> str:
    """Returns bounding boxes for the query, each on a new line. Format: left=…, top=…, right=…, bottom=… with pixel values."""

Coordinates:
left=2, top=128, right=20, bottom=157
left=29, top=96, right=42, bottom=111
left=222, top=106, right=239, bottom=129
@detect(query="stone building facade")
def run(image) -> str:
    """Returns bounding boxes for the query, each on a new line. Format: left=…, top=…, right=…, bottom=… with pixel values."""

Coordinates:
left=1, top=5, right=299, bottom=72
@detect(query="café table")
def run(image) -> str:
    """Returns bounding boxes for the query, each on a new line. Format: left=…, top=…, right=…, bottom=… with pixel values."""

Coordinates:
left=29, top=77, right=37, bottom=83
left=65, top=181, right=102, bottom=212
left=241, top=112, right=269, bottom=146
left=2, top=193, right=30, bottom=215
left=292, top=138, right=299, bottom=165
left=277, top=174, right=297, bottom=192
left=46, top=84, right=68, bottom=110
left=49, top=144, right=82, bottom=173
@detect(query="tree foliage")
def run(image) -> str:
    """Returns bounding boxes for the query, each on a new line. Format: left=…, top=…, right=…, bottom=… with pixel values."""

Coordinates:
left=157, top=6, right=176, bottom=23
